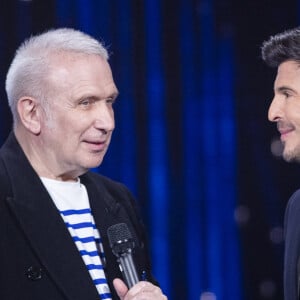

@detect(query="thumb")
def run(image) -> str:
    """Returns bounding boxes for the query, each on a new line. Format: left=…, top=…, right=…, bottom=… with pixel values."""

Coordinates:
left=113, top=278, right=129, bottom=300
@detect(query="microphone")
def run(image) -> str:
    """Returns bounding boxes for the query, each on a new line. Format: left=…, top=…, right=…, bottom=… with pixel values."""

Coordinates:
left=107, top=223, right=139, bottom=288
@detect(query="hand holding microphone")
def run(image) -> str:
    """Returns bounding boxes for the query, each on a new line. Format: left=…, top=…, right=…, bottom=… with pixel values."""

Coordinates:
left=107, top=223, right=168, bottom=299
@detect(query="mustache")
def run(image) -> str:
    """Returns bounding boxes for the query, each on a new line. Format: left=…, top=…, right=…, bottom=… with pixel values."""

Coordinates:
left=277, top=121, right=295, bottom=132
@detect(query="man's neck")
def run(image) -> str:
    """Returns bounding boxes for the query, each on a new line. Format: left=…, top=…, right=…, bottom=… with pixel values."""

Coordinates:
left=14, top=127, right=81, bottom=182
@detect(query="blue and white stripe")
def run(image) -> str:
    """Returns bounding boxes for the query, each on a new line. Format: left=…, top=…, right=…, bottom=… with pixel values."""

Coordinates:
left=40, top=177, right=111, bottom=300
left=60, top=208, right=111, bottom=299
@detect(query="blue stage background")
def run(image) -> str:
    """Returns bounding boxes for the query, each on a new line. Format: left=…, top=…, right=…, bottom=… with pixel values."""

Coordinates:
left=0, top=1, right=299, bottom=299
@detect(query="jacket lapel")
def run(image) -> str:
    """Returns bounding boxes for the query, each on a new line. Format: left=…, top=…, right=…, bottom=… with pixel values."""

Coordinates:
left=2, top=134, right=100, bottom=300
left=81, top=174, right=124, bottom=297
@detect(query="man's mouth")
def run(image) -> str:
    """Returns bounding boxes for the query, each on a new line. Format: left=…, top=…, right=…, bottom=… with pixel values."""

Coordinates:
left=84, top=140, right=107, bottom=152
left=278, top=128, right=294, bottom=141
left=277, top=122, right=295, bottom=141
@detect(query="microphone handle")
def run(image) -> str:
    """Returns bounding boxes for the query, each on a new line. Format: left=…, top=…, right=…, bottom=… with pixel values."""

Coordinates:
left=118, top=251, right=139, bottom=288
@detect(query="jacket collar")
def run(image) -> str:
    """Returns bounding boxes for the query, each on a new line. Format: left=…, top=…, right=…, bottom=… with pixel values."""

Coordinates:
left=1, top=132, right=107, bottom=300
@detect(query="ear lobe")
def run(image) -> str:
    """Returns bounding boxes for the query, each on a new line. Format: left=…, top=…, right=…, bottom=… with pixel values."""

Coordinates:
left=17, top=97, right=41, bottom=134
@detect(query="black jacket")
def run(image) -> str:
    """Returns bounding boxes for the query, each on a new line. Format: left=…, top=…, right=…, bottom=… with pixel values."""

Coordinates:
left=0, top=132, right=154, bottom=300
left=284, top=189, right=300, bottom=300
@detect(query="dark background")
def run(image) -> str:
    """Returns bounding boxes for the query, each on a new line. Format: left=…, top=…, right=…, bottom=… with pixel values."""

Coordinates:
left=0, top=1, right=299, bottom=299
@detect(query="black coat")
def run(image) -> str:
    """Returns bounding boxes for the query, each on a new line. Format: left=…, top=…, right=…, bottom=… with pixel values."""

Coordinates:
left=0, top=132, right=154, bottom=300
left=284, top=189, right=300, bottom=300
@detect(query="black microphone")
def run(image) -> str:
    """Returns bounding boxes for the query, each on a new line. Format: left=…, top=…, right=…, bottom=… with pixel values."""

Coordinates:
left=107, top=223, right=139, bottom=288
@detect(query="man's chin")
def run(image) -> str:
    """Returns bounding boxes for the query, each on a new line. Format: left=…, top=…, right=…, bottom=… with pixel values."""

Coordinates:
left=282, top=148, right=300, bottom=163
left=86, top=158, right=105, bottom=170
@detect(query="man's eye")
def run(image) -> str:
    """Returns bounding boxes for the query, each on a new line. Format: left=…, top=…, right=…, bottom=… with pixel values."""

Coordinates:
left=80, top=99, right=94, bottom=106
left=81, top=100, right=89, bottom=105
left=106, top=98, right=115, bottom=105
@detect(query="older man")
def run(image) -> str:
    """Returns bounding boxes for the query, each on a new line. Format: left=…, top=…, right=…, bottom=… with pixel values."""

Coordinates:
left=0, top=28, right=167, bottom=300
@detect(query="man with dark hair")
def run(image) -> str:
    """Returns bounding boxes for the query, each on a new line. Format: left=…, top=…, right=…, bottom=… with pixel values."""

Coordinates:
left=262, top=27, right=300, bottom=300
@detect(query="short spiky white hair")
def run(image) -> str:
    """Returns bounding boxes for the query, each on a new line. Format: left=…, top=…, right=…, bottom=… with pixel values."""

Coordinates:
left=5, top=28, right=109, bottom=125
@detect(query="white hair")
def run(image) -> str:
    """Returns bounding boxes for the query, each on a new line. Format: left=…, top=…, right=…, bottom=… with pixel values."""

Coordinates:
left=5, top=28, right=109, bottom=125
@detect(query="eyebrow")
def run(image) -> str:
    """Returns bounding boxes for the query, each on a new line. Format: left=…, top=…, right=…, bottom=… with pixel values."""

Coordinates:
left=80, top=91, right=119, bottom=102
left=275, top=86, right=297, bottom=94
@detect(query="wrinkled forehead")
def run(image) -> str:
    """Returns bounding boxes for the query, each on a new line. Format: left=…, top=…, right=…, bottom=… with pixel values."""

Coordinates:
left=43, top=52, right=117, bottom=102
left=46, top=52, right=114, bottom=88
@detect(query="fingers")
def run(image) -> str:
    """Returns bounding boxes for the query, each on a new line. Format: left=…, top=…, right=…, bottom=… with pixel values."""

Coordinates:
left=113, top=278, right=129, bottom=300
left=124, top=281, right=168, bottom=299
left=113, top=278, right=168, bottom=300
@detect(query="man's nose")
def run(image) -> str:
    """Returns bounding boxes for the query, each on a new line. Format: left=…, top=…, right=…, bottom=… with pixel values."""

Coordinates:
left=268, top=97, right=283, bottom=122
left=94, top=102, right=115, bottom=132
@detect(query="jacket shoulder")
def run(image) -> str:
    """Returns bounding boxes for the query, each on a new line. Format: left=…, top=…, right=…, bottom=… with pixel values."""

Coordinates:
left=83, top=172, right=138, bottom=209
left=0, top=152, right=12, bottom=197
left=285, top=189, right=300, bottom=219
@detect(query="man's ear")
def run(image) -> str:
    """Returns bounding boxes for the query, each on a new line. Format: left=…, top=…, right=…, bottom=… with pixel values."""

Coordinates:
left=17, top=97, right=42, bottom=134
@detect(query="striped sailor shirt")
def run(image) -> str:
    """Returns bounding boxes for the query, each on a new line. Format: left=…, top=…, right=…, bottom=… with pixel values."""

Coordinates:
left=41, top=177, right=112, bottom=300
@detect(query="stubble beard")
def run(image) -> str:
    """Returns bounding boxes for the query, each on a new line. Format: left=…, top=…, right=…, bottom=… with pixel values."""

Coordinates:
left=282, top=142, right=300, bottom=163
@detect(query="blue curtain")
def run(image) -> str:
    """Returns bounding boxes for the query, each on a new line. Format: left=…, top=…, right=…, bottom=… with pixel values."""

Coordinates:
left=57, top=1, right=241, bottom=299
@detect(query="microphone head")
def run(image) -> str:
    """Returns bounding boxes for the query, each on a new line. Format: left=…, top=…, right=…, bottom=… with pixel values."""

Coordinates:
left=107, top=223, right=136, bottom=256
